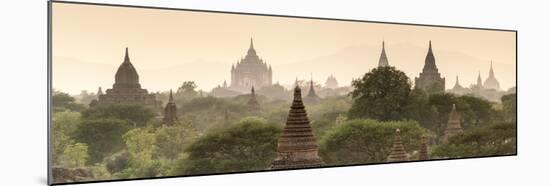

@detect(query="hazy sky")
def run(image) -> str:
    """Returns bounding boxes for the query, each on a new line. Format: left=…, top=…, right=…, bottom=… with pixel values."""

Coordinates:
left=52, top=2, right=516, bottom=95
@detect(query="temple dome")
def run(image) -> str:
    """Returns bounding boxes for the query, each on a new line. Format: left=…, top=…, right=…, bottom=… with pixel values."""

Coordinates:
left=114, top=47, right=140, bottom=89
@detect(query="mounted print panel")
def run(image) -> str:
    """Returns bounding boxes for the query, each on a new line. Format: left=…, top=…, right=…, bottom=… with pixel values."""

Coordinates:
left=48, top=1, right=517, bottom=185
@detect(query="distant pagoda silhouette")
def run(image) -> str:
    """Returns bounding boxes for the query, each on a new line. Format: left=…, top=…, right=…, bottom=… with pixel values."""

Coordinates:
left=162, top=90, right=178, bottom=125
left=387, top=129, right=409, bottom=162
left=247, top=86, right=260, bottom=112
left=90, top=47, right=159, bottom=108
left=441, top=104, right=464, bottom=143
left=270, top=86, right=324, bottom=169
left=418, top=135, right=429, bottom=160
left=230, top=38, right=272, bottom=93
left=483, top=61, right=501, bottom=90
left=324, top=75, right=338, bottom=89
left=415, top=41, right=445, bottom=93
left=303, top=78, right=320, bottom=105
left=378, top=41, right=390, bottom=67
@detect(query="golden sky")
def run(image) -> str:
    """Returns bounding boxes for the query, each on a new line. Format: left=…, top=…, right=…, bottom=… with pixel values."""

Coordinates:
left=52, top=2, right=516, bottom=95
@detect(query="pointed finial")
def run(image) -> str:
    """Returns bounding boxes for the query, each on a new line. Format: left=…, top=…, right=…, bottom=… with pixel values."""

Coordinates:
left=250, top=37, right=254, bottom=49
left=124, top=47, right=130, bottom=62
left=169, top=89, right=174, bottom=103
left=382, top=40, right=385, bottom=49
left=428, top=40, right=433, bottom=52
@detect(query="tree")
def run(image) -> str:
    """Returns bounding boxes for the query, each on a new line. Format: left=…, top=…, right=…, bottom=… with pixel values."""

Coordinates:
left=431, top=122, right=516, bottom=158
left=60, top=143, right=89, bottom=167
left=176, top=81, right=199, bottom=103
left=51, top=111, right=81, bottom=165
left=154, top=123, right=199, bottom=159
left=319, top=119, right=428, bottom=165
left=74, top=119, right=131, bottom=164
left=348, top=67, right=411, bottom=121
left=171, top=117, right=281, bottom=175
left=501, top=94, right=517, bottom=123
left=115, top=128, right=163, bottom=178
left=52, top=91, right=86, bottom=112
left=403, top=88, right=439, bottom=132
left=80, top=104, right=155, bottom=127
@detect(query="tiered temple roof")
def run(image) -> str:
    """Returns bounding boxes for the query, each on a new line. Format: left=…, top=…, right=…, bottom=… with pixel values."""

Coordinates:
left=162, top=90, right=178, bottom=125
left=387, top=129, right=409, bottom=162
left=441, top=104, right=464, bottom=143
left=270, top=86, right=324, bottom=169
left=230, top=38, right=272, bottom=92
left=324, top=75, right=338, bottom=89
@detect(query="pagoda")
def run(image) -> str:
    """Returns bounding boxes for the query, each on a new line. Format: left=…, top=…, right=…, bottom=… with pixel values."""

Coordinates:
left=414, top=41, right=445, bottom=93
left=270, top=86, right=324, bottom=169
left=387, top=129, right=409, bottom=162
left=247, top=86, right=260, bottom=111
left=483, top=61, right=501, bottom=90
left=162, top=90, right=178, bottom=125
left=418, top=135, right=429, bottom=160
left=441, top=104, right=464, bottom=143
left=303, top=79, right=320, bottom=105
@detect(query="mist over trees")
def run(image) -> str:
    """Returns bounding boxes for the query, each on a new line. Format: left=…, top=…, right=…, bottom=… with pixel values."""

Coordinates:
left=51, top=67, right=516, bottom=182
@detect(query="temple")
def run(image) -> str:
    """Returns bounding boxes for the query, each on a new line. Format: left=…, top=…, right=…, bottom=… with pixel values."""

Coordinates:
left=303, top=79, right=320, bottom=105
left=483, top=61, right=501, bottom=90
left=415, top=41, right=445, bottom=93
left=378, top=41, right=389, bottom=67
left=387, top=129, right=409, bottom=162
left=230, top=38, right=273, bottom=93
left=270, top=86, right=324, bottom=169
left=324, top=75, right=338, bottom=89
left=441, top=104, right=464, bottom=143
left=418, top=135, right=429, bottom=160
left=450, top=76, right=468, bottom=95
left=162, top=90, right=178, bottom=125
left=90, top=48, right=159, bottom=109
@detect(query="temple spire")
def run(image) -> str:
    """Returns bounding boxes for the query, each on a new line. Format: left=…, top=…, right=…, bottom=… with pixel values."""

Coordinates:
left=124, top=47, right=130, bottom=62
left=477, top=71, right=482, bottom=87
left=378, top=40, right=389, bottom=67
left=250, top=37, right=254, bottom=49
left=489, top=60, right=495, bottom=77
left=387, top=128, right=409, bottom=162
left=168, top=89, right=174, bottom=103
left=97, top=86, right=103, bottom=96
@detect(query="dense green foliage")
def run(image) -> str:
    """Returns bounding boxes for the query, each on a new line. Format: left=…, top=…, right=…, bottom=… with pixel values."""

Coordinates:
left=348, top=67, right=411, bottom=121
left=74, top=118, right=131, bottom=163
left=319, top=119, right=428, bottom=165
left=81, top=104, right=155, bottom=127
left=171, top=117, right=281, bottom=175
left=501, top=94, right=517, bottom=123
left=431, top=123, right=516, bottom=158
left=52, top=91, right=86, bottom=112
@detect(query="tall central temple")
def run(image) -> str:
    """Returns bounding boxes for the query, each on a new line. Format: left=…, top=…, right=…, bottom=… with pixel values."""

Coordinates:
left=230, top=38, right=273, bottom=93
left=415, top=41, right=445, bottom=93
left=90, top=48, right=159, bottom=109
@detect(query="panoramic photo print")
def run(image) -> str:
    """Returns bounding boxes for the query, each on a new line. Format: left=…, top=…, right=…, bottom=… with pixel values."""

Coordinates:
left=49, top=2, right=517, bottom=184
